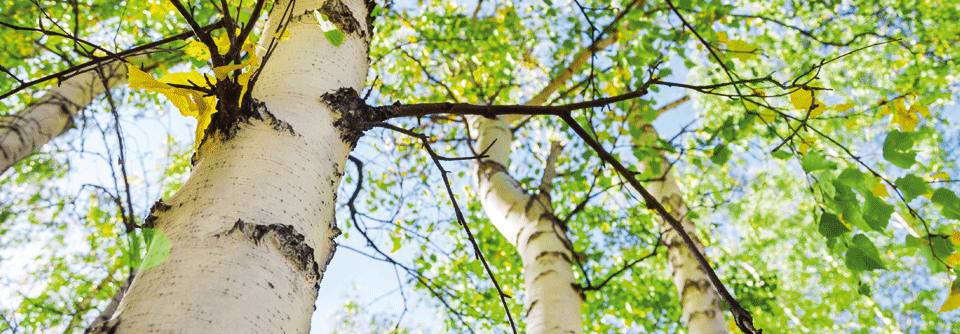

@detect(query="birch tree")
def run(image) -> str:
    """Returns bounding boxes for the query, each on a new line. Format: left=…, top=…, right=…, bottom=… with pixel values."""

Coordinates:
left=3, top=0, right=960, bottom=334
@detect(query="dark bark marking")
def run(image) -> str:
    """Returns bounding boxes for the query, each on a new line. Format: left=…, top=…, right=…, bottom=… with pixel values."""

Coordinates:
left=216, top=219, right=321, bottom=284
left=190, top=97, right=294, bottom=164
left=198, top=98, right=295, bottom=160
left=320, top=87, right=388, bottom=149
left=532, top=269, right=556, bottom=282
left=526, top=231, right=546, bottom=246
left=84, top=318, right=120, bottom=334
left=681, top=278, right=714, bottom=301
left=143, top=199, right=172, bottom=229
left=538, top=211, right=568, bottom=232
left=478, top=159, right=508, bottom=177
left=571, top=283, right=586, bottom=301
left=319, top=0, right=365, bottom=38
left=524, top=299, right=538, bottom=317
left=535, top=250, right=572, bottom=264
left=689, top=308, right=719, bottom=322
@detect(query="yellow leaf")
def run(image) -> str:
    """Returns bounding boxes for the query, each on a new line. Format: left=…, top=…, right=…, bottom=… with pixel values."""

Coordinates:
left=127, top=65, right=217, bottom=151
left=834, top=103, right=854, bottom=113
left=952, top=231, right=960, bottom=245
left=757, top=110, right=776, bottom=123
left=894, top=98, right=907, bottom=114
left=933, top=172, right=951, bottom=180
left=716, top=31, right=728, bottom=43
left=798, top=137, right=816, bottom=154
left=184, top=40, right=210, bottom=61
left=948, top=253, right=960, bottom=266
left=809, top=104, right=828, bottom=118
left=846, top=118, right=859, bottom=128
left=275, top=29, right=291, bottom=41
left=126, top=64, right=170, bottom=91
left=879, top=105, right=892, bottom=115
left=726, top=39, right=758, bottom=62
left=212, top=63, right=247, bottom=80
left=910, top=103, right=931, bottom=118
left=790, top=89, right=814, bottom=111
left=891, top=99, right=919, bottom=131
left=215, top=31, right=235, bottom=54
left=872, top=182, right=890, bottom=198
left=940, top=278, right=960, bottom=313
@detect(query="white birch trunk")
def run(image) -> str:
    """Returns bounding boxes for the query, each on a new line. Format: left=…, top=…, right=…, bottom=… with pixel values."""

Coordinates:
left=469, top=115, right=583, bottom=334
left=639, top=124, right=729, bottom=334
left=87, top=0, right=372, bottom=332
left=0, top=57, right=156, bottom=174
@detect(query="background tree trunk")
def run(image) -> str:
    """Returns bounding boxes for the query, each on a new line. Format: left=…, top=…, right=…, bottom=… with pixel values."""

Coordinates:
left=639, top=123, right=729, bottom=334
left=469, top=115, right=584, bottom=334
left=0, top=57, right=157, bottom=174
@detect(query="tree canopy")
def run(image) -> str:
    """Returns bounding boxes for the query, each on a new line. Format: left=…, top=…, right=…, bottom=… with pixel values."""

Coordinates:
left=1, top=0, right=959, bottom=333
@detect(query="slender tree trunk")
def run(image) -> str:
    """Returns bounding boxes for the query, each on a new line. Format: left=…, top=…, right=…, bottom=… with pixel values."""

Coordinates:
left=0, top=57, right=157, bottom=174
left=86, top=0, right=373, bottom=332
left=639, top=123, right=729, bottom=334
left=469, top=115, right=584, bottom=334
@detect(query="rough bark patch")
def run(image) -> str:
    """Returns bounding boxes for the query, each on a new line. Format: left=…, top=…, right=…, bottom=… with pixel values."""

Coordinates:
left=319, top=0, right=365, bottom=38
left=199, top=98, right=295, bottom=159
left=143, top=199, right=172, bottom=229
left=216, top=220, right=321, bottom=285
left=320, top=87, right=387, bottom=149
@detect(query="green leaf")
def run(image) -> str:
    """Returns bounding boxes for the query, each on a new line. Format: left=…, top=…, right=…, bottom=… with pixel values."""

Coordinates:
left=836, top=167, right=866, bottom=192
left=141, top=228, right=171, bottom=271
left=801, top=152, right=837, bottom=173
left=324, top=29, right=345, bottom=47
left=771, top=150, right=792, bottom=160
left=832, top=182, right=868, bottom=231
left=845, top=234, right=885, bottom=271
left=720, top=117, right=737, bottom=141
left=932, top=188, right=960, bottom=220
left=390, top=234, right=402, bottom=253
left=862, top=195, right=893, bottom=231
left=905, top=234, right=921, bottom=247
left=314, top=11, right=345, bottom=47
left=882, top=130, right=917, bottom=169
left=818, top=212, right=849, bottom=238
left=932, top=236, right=954, bottom=258
left=711, top=144, right=732, bottom=165
left=895, top=174, right=930, bottom=202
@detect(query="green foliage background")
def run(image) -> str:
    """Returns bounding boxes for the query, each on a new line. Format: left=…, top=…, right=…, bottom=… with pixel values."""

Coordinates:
left=1, top=0, right=959, bottom=333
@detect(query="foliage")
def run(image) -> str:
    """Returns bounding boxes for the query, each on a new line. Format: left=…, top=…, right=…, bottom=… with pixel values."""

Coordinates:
left=1, top=0, right=959, bottom=333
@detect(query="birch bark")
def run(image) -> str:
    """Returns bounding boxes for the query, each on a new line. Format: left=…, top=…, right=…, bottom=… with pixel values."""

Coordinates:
left=0, top=57, right=157, bottom=173
left=638, top=123, right=729, bottom=334
left=469, top=115, right=583, bottom=334
left=86, top=0, right=373, bottom=332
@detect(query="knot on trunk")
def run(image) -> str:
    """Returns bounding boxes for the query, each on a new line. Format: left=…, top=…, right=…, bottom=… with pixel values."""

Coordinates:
left=321, top=87, right=386, bottom=149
